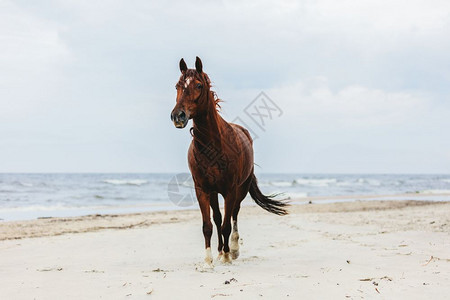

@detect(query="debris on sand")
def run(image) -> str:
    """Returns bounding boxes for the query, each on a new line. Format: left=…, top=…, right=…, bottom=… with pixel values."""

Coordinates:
left=152, top=268, right=169, bottom=272
left=359, top=276, right=392, bottom=282
left=224, top=278, right=238, bottom=284
left=37, top=267, right=63, bottom=272
left=423, top=256, right=434, bottom=266
left=84, top=269, right=104, bottom=273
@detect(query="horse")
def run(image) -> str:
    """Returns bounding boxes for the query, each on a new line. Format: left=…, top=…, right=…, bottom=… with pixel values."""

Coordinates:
left=170, top=57, right=288, bottom=268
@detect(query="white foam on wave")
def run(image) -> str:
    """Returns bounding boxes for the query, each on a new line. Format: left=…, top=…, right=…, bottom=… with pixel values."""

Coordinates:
left=418, top=189, right=450, bottom=194
left=0, top=204, right=76, bottom=212
left=295, top=178, right=337, bottom=186
left=441, top=179, right=450, bottom=183
left=356, top=178, right=381, bottom=186
left=367, top=180, right=381, bottom=186
left=270, top=181, right=294, bottom=187
left=336, top=181, right=352, bottom=187
left=103, top=179, right=148, bottom=186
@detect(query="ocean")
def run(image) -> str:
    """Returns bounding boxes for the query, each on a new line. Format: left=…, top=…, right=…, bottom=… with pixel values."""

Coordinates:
left=1, top=173, right=450, bottom=221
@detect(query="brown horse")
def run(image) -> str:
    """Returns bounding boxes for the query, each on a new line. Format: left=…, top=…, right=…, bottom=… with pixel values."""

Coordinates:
left=171, top=57, right=287, bottom=268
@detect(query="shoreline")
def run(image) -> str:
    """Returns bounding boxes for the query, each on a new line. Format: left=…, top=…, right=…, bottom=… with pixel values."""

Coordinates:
left=2, top=192, right=450, bottom=223
left=1, top=198, right=449, bottom=241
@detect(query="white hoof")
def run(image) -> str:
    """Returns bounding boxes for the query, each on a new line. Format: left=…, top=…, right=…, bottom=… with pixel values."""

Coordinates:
left=195, top=247, right=214, bottom=272
left=230, top=249, right=239, bottom=260
left=217, top=251, right=223, bottom=260
left=221, top=252, right=232, bottom=264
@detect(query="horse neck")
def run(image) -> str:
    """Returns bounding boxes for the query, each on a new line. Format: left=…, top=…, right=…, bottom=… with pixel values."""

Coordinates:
left=192, top=91, right=224, bottom=149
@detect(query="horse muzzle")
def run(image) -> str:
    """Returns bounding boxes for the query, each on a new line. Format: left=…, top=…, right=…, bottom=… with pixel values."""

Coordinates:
left=171, top=110, right=189, bottom=129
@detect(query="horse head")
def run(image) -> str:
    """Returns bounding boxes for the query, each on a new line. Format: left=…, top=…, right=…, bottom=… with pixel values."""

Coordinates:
left=171, top=56, right=211, bottom=128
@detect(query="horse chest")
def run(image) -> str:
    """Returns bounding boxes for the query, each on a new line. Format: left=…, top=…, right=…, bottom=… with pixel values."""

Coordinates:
left=189, top=148, right=231, bottom=190
left=192, top=156, right=223, bottom=184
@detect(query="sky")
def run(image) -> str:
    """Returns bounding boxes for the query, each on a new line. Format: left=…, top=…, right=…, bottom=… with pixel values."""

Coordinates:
left=0, top=0, right=449, bottom=173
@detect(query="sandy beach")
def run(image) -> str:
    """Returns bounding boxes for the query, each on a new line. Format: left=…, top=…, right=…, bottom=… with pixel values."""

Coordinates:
left=1, top=198, right=449, bottom=299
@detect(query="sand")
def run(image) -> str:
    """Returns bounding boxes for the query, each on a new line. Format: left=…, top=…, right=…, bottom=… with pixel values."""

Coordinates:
left=0, top=199, right=449, bottom=299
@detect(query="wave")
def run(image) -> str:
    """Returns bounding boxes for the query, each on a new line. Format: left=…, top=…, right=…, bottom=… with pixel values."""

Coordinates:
left=102, top=179, right=148, bottom=186
left=295, top=178, right=337, bottom=186
left=417, top=189, right=450, bottom=194
left=0, top=204, right=74, bottom=212
left=441, top=179, right=450, bottom=183
left=14, top=181, right=34, bottom=187
left=356, top=178, right=381, bottom=186
left=0, top=181, right=34, bottom=192
left=270, top=181, right=295, bottom=187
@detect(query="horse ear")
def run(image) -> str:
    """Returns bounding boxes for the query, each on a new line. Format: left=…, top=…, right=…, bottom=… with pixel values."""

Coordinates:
left=195, top=56, right=203, bottom=73
left=179, top=58, right=187, bottom=73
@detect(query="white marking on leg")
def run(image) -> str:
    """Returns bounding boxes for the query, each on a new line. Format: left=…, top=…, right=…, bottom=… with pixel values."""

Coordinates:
left=230, top=220, right=240, bottom=260
left=204, top=247, right=213, bottom=267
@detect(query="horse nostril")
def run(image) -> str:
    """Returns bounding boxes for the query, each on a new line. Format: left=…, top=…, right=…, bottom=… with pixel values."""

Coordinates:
left=178, top=111, right=186, bottom=121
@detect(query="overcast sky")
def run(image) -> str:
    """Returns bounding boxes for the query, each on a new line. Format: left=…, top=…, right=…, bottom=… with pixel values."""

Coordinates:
left=1, top=0, right=449, bottom=173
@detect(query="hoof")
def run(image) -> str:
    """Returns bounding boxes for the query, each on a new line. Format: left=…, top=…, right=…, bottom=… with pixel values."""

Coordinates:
left=196, top=247, right=214, bottom=272
left=204, top=257, right=213, bottom=266
left=230, top=249, right=239, bottom=260
left=221, top=252, right=232, bottom=264
left=217, top=251, right=223, bottom=260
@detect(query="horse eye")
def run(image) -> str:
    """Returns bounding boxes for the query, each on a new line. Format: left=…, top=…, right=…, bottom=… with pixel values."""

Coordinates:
left=196, top=83, right=202, bottom=89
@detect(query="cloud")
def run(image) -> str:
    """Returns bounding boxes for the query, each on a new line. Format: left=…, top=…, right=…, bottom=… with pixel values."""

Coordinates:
left=0, top=1, right=71, bottom=118
left=269, top=77, right=429, bottom=128
left=0, top=0, right=449, bottom=172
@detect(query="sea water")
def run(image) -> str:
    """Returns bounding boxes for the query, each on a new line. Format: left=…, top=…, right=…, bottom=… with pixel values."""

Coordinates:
left=1, top=173, right=449, bottom=221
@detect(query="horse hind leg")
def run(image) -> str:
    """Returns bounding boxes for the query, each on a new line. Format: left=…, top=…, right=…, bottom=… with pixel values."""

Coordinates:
left=230, top=203, right=241, bottom=260
left=221, top=189, right=245, bottom=263
left=230, top=220, right=240, bottom=259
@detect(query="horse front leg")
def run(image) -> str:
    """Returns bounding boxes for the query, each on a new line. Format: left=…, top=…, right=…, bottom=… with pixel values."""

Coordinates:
left=210, top=193, right=224, bottom=259
left=196, top=188, right=214, bottom=268
left=220, top=194, right=236, bottom=264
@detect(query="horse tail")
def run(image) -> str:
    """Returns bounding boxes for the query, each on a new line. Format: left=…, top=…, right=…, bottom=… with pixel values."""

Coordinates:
left=249, top=173, right=288, bottom=215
